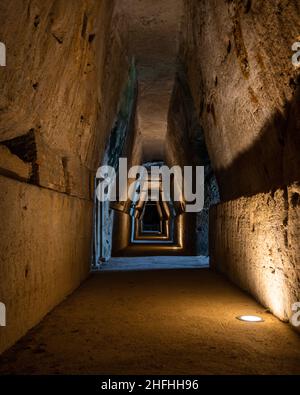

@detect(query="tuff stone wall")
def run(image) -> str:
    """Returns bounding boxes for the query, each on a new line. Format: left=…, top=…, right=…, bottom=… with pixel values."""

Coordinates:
left=181, top=0, right=300, bottom=323
left=118, top=0, right=183, bottom=161
left=210, top=183, right=300, bottom=324
left=0, top=0, right=130, bottom=353
left=0, top=175, right=93, bottom=354
left=166, top=71, right=220, bottom=256
left=0, top=0, right=127, bottom=169
left=0, top=0, right=130, bottom=186
left=196, top=165, right=220, bottom=256
left=181, top=0, right=300, bottom=201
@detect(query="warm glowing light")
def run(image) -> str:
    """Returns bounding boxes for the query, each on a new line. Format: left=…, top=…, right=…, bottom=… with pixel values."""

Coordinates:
left=236, top=315, right=264, bottom=323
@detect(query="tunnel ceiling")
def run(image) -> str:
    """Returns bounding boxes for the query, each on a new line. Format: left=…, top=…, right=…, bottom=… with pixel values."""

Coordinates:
left=118, top=0, right=183, bottom=161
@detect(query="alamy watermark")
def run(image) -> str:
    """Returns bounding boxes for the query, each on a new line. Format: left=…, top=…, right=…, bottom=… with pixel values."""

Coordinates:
left=1, top=40, right=299, bottom=68
left=0, top=42, right=6, bottom=67
left=96, top=158, right=204, bottom=213
left=0, top=39, right=299, bottom=68
left=0, top=302, right=6, bottom=327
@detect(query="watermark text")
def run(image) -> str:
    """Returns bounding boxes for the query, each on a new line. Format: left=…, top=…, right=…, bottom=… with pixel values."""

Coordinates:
left=96, top=159, right=204, bottom=213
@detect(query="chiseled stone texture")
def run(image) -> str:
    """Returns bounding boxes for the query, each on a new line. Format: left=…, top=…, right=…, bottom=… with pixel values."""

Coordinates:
left=182, top=0, right=300, bottom=327
left=118, top=0, right=183, bottom=161
left=166, top=72, right=220, bottom=256
left=0, top=0, right=130, bottom=184
left=0, top=145, right=31, bottom=182
left=181, top=0, right=300, bottom=201
left=210, top=183, right=300, bottom=324
left=0, top=1, right=131, bottom=353
left=0, top=175, right=93, bottom=354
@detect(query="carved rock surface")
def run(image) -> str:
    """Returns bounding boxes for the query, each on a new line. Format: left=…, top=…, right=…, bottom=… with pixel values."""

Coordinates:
left=210, top=184, right=300, bottom=324
left=181, top=0, right=300, bottom=200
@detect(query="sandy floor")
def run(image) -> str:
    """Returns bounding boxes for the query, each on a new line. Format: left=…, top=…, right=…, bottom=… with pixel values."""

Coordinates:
left=0, top=268, right=300, bottom=375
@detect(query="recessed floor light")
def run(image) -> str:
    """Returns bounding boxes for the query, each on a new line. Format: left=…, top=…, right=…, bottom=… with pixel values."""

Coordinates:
left=236, top=315, right=264, bottom=323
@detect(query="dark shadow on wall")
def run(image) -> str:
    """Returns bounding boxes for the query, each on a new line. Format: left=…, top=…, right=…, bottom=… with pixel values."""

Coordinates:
left=166, top=69, right=220, bottom=256
left=93, top=61, right=138, bottom=266
left=216, top=75, right=300, bottom=202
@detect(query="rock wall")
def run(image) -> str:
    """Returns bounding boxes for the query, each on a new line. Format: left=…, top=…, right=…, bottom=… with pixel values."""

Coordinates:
left=93, top=62, right=138, bottom=265
left=181, top=0, right=300, bottom=322
left=166, top=71, right=220, bottom=256
left=196, top=165, right=220, bottom=256
left=210, top=183, right=300, bottom=324
left=181, top=0, right=300, bottom=201
left=0, top=1, right=130, bottom=353
left=0, top=175, right=93, bottom=354
left=118, top=0, right=183, bottom=161
left=0, top=0, right=130, bottom=185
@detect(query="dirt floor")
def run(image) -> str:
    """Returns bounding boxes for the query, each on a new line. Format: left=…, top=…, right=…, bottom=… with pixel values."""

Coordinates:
left=0, top=268, right=300, bottom=375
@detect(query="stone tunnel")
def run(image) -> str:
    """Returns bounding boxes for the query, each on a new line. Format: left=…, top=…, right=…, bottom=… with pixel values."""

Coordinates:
left=0, top=0, right=300, bottom=375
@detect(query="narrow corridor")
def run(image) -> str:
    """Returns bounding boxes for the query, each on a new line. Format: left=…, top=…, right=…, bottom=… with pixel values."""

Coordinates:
left=1, top=263, right=299, bottom=375
left=0, top=0, right=299, bottom=377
